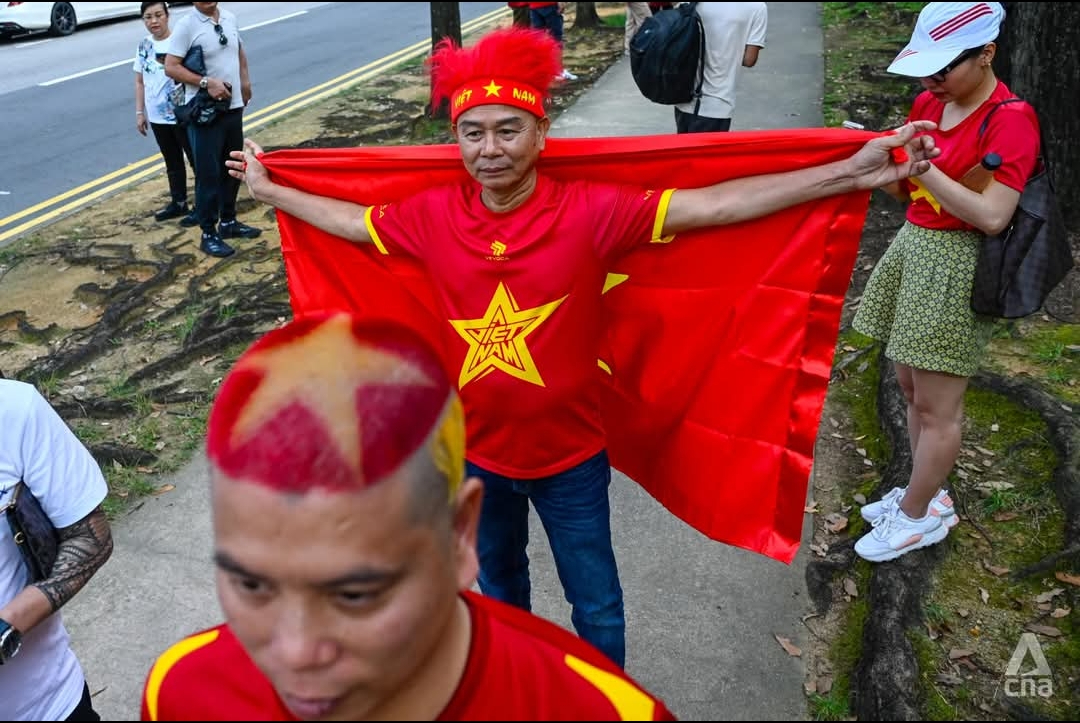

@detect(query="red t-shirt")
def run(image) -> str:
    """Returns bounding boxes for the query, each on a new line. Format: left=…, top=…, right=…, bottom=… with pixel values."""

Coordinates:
left=366, top=175, right=670, bottom=478
left=903, top=81, right=1040, bottom=230
left=141, top=591, right=677, bottom=721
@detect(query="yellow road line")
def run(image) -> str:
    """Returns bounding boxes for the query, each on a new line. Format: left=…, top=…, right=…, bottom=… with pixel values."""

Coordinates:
left=0, top=8, right=506, bottom=245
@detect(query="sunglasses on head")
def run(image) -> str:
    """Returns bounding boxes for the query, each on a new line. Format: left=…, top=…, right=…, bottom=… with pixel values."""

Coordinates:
left=927, top=46, right=984, bottom=83
left=214, top=23, right=228, bottom=46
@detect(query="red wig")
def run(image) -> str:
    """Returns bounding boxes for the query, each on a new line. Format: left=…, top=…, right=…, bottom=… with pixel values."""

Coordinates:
left=428, top=26, right=562, bottom=118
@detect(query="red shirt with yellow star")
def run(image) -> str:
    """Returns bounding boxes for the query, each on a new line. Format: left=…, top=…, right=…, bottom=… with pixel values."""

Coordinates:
left=903, top=81, right=1040, bottom=231
left=140, top=591, right=677, bottom=721
left=365, top=175, right=670, bottom=478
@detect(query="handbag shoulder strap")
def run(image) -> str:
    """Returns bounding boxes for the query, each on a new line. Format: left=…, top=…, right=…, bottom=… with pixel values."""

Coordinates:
left=977, top=96, right=1048, bottom=178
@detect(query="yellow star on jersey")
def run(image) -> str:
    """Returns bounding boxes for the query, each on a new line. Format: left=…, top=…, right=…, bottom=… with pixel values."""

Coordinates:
left=483, top=80, right=503, bottom=97
left=230, top=315, right=435, bottom=472
left=908, top=177, right=941, bottom=214
left=450, top=282, right=566, bottom=388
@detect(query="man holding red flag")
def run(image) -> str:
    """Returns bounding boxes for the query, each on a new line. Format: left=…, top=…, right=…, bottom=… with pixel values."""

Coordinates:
left=226, top=26, right=937, bottom=668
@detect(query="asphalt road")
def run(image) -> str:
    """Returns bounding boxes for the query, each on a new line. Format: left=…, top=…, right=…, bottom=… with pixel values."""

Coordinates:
left=0, top=1, right=505, bottom=245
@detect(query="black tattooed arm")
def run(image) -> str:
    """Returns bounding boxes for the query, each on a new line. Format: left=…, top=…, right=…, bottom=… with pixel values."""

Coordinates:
left=0, top=506, right=113, bottom=633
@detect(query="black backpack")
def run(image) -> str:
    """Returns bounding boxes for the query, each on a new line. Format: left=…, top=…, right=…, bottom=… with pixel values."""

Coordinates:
left=629, top=2, right=705, bottom=113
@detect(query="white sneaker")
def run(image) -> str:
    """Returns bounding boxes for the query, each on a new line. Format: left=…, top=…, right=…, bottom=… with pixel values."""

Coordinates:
left=860, top=486, right=957, bottom=528
left=855, top=506, right=950, bottom=562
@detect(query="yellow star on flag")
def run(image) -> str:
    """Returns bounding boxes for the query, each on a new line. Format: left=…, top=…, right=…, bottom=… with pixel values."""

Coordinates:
left=483, top=80, right=503, bottom=97
left=449, top=282, right=566, bottom=388
left=230, top=316, right=435, bottom=472
left=907, top=177, right=941, bottom=214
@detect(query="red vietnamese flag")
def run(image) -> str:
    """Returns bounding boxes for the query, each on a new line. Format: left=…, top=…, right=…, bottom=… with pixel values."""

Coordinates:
left=261, top=128, right=873, bottom=564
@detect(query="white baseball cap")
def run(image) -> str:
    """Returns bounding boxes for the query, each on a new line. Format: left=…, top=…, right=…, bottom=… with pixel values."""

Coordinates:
left=887, top=2, right=1005, bottom=77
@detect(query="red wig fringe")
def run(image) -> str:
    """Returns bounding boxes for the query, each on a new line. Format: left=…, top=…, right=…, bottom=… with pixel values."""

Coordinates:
left=427, top=27, right=563, bottom=112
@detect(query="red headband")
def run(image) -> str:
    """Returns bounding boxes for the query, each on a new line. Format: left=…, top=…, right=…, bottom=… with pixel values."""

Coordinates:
left=450, top=77, right=545, bottom=123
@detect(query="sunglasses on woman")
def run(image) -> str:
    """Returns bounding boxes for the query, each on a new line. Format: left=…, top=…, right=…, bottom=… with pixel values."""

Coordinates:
left=926, top=46, right=984, bottom=83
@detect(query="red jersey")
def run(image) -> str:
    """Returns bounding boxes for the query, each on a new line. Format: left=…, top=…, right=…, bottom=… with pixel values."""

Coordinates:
left=365, top=175, right=670, bottom=478
left=903, top=81, right=1040, bottom=230
left=141, top=591, right=677, bottom=721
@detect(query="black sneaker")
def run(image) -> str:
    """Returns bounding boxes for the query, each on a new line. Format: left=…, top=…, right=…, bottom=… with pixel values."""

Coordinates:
left=154, top=201, right=189, bottom=222
left=179, top=210, right=200, bottom=227
left=200, top=233, right=236, bottom=258
left=219, top=220, right=262, bottom=239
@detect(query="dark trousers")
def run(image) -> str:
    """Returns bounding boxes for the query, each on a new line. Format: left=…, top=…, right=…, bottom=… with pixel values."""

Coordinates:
left=151, top=122, right=195, bottom=205
left=675, top=108, right=732, bottom=134
left=469, top=450, right=626, bottom=667
left=530, top=4, right=564, bottom=43
left=65, top=682, right=100, bottom=721
left=187, top=109, right=245, bottom=234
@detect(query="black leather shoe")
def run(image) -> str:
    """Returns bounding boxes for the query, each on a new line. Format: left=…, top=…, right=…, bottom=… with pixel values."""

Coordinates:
left=219, top=220, right=262, bottom=239
left=154, top=201, right=189, bottom=222
left=179, top=210, right=200, bottom=227
left=200, top=233, right=235, bottom=258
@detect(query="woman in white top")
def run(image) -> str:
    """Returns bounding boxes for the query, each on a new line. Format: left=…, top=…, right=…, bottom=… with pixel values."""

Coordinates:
left=134, top=1, right=197, bottom=225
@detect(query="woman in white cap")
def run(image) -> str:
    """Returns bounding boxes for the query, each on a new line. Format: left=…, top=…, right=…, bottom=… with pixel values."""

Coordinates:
left=851, top=2, right=1042, bottom=562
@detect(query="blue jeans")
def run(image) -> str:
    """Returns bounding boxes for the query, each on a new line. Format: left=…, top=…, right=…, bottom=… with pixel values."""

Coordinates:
left=529, top=4, right=564, bottom=44
left=468, top=450, right=626, bottom=667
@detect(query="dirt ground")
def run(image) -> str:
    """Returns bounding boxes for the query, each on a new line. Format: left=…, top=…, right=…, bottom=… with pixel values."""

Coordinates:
left=2, top=4, right=1078, bottom=720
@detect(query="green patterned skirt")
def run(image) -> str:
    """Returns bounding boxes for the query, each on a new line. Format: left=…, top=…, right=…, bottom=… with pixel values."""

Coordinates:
left=852, top=221, right=997, bottom=377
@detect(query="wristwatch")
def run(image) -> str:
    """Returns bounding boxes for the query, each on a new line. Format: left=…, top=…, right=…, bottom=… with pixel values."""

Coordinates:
left=199, top=76, right=209, bottom=90
left=0, top=618, right=22, bottom=664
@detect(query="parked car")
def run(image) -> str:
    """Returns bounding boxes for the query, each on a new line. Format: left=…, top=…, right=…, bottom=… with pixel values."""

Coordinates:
left=0, top=2, right=142, bottom=38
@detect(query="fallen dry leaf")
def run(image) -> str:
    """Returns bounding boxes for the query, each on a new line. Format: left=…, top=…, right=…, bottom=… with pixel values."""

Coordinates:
left=980, top=587, right=990, bottom=604
left=1054, top=571, right=1080, bottom=587
left=804, top=679, right=817, bottom=695
left=982, top=561, right=1010, bottom=577
left=957, top=608, right=970, bottom=618
left=817, top=675, right=833, bottom=694
left=993, top=511, right=1019, bottom=522
left=774, top=634, right=802, bottom=657
left=1025, top=623, right=1062, bottom=637
left=1050, top=607, right=1071, bottom=618
left=152, top=484, right=176, bottom=496
left=1035, top=588, right=1065, bottom=603
left=824, top=513, right=848, bottom=534
left=949, top=648, right=975, bottom=659
left=852, top=492, right=866, bottom=505
left=804, top=503, right=819, bottom=514
left=843, top=578, right=858, bottom=598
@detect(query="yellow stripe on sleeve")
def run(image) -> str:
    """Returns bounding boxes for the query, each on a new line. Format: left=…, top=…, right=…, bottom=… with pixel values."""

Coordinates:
left=143, top=629, right=220, bottom=721
left=364, top=206, right=390, bottom=255
left=564, top=653, right=657, bottom=720
left=650, top=188, right=676, bottom=244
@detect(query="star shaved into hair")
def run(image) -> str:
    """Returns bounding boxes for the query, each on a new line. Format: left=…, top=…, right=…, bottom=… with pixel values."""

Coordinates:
left=207, top=314, right=459, bottom=495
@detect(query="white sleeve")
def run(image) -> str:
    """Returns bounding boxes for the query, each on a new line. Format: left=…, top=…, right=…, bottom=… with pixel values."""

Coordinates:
left=748, top=4, right=768, bottom=47
left=19, top=388, right=107, bottom=528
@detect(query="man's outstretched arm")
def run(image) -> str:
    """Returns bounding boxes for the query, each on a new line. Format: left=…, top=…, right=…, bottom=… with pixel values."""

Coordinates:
left=663, top=121, right=940, bottom=235
left=227, top=139, right=375, bottom=245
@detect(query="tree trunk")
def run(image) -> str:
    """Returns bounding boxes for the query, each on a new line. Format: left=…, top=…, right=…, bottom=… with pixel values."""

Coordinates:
left=997, top=2, right=1080, bottom=232
left=428, top=2, right=462, bottom=119
left=573, top=2, right=601, bottom=29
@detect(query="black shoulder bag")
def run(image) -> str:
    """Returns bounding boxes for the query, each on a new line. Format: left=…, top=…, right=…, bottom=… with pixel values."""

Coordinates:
left=4, top=480, right=60, bottom=583
left=970, top=98, right=1074, bottom=318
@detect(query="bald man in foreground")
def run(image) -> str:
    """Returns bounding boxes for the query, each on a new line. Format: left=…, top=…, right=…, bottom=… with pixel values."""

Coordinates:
left=140, top=312, right=676, bottom=721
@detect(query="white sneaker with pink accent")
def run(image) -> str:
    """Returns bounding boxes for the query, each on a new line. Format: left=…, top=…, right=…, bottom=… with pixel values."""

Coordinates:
left=855, top=506, right=949, bottom=562
left=860, top=486, right=958, bottom=528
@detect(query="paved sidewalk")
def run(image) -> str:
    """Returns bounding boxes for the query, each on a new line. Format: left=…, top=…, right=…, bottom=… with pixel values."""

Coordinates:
left=62, top=3, right=825, bottom=720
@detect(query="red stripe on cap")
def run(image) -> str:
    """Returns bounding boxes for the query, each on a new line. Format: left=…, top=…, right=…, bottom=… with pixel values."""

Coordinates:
left=893, top=49, right=918, bottom=61
left=929, top=3, right=992, bottom=40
